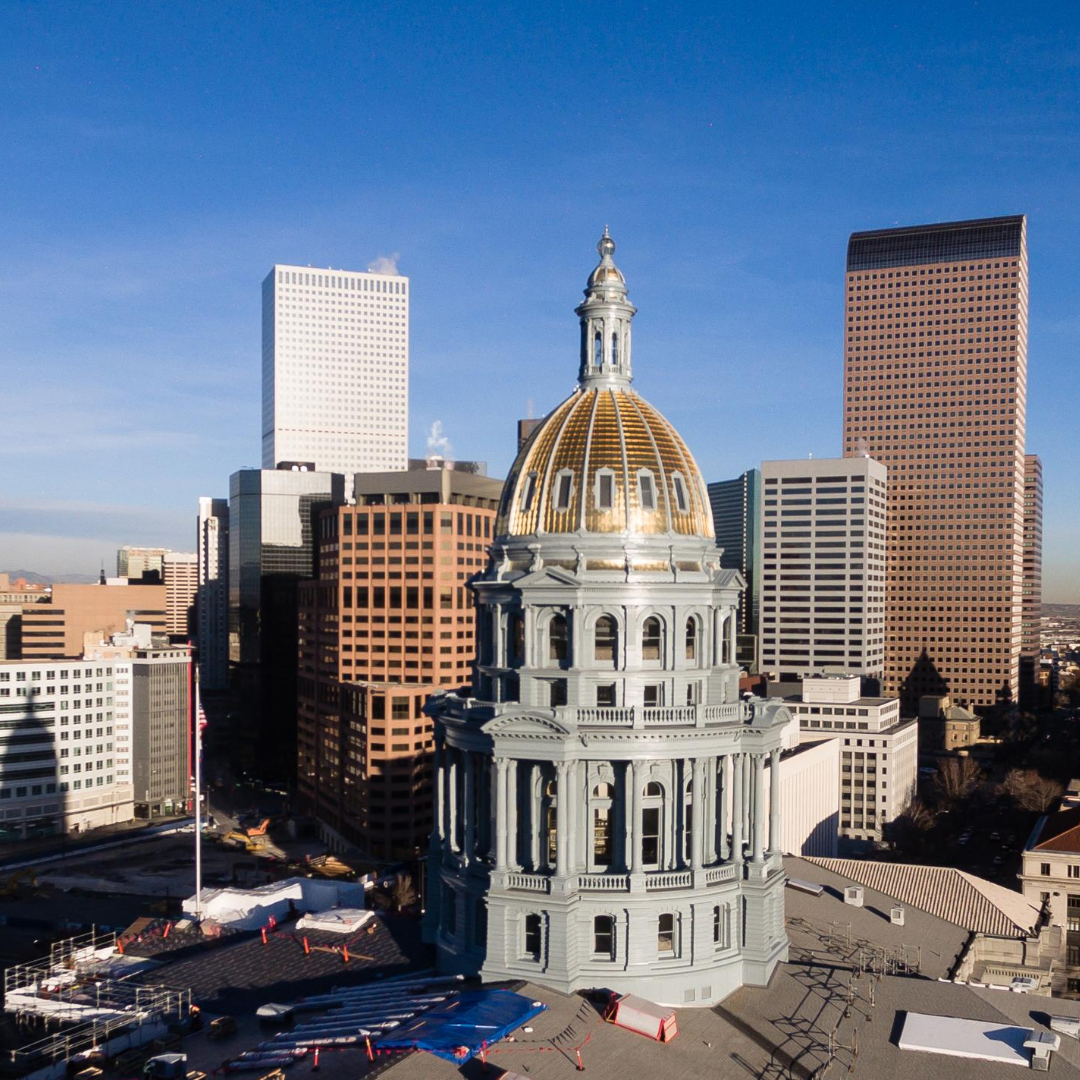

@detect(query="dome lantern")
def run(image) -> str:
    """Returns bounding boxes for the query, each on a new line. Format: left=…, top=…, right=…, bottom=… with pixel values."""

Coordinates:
left=576, top=227, right=637, bottom=387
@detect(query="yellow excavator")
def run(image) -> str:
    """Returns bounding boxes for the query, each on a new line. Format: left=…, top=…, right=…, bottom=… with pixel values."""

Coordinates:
left=0, top=868, right=37, bottom=898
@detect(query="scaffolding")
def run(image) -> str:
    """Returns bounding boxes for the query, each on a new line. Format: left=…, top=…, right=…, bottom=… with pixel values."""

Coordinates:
left=3, top=931, right=191, bottom=1071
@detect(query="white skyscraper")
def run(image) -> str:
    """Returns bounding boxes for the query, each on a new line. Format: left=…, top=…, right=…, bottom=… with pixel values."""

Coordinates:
left=262, top=264, right=409, bottom=475
left=759, top=456, right=887, bottom=682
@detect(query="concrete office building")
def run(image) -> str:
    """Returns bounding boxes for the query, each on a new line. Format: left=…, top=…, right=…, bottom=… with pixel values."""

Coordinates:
left=262, top=264, right=408, bottom=478
left=426, top=232, right=792, bottom=1007
left=117, top=546, right=169, bottom=581
left=843, top=216, right=1029, bottom=712
left=0, top=658, right=132, bottom=837
left=228, top=466, right=345, bottom=779
left=20, top=582, right=167, bottom=660
left=707, top=469, right=762, bottom=670
left=759, top=457, right=887, bottom=683
left=778, top=674, right=917, bottom=843
left=163, top=552, right=198, bottom=640
left=297, top=465, right=503, bottom=858
left=196, top=497, right=229, bottom=691
left=0, top=575, right=49, bottom=660
left=85, top=624, right=191, bottom=819
left=1021, top=453, right=1043, bottom=710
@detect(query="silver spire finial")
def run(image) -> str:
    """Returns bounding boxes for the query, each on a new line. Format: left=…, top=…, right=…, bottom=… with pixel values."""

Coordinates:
left=597, top=227, right=615, bottom=260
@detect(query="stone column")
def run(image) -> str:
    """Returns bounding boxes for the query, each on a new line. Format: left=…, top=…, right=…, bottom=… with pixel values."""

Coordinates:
left=691, top=757, right=705, bottom=870
left=719, top=754, right=730, bottom=860
left=768, top=747, right=782, bottom=855
left=742, top=752, right=752, bottom=841
left=447, top=748, right=459, bottom=853
left=432, top=735, right=445, bottom=846
left=731, top=752, right=743, bottom=864
left=494, top=757, right=508, bottom=870
left=494, top=604, right=505, bottom=667
left=630, top=760, right=644, bottom=874
left=530, top=764, right=543, bottom=870
left=463, top=752, right=475, bottom=865
left=622, top=761, right=633, bottom=871
left=506, top=759, right=519, bottom=870
left=555, top=761, right=569, bottom=878
left=752, top=754, right=765, bottom=862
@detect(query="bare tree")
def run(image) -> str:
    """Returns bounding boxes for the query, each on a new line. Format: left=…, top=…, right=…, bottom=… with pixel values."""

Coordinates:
left=883, top=798, right=936, bottom=857
left=933, top=756, right=983, bottom=805
left=1003, top=769, right=1063, bottom=812
left=391, top=873, right=418, bottom=911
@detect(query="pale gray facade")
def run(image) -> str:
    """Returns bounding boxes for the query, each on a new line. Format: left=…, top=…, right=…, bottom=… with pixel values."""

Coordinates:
left=425, top=233, right=791, bottom=1007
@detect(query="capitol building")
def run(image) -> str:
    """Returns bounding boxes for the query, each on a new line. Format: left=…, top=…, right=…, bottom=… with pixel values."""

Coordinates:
left=423, top=231, right=792, bottom=1007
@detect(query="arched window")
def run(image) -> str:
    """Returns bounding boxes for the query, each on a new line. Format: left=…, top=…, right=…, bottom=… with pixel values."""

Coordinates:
left=611, top=331, right=619, bottom=367
left=593, top=914, right=614, bottom=957
left=521, top=471, right=538, bottom=511
left=548, top=613, right=568, bottom=664
left=595, top=615, right=618, bottom=666
left=644, top=781, right=662, bottom=797
left=592, top=781, right=613, bottom=867
left=524, top=913, right=542, bottom=960
left=672, top=472, right=689, bottom=513
left=657, top=912, right=675, bottom=953
left=685, top=617, right=698, bottom=661
left=593, top=330, right=603, bottom=368
left=638, top=470, right=657, bottom=511
left=593, top=805, right=612, bottom=866
left=642, top=616, right=663, bottom=662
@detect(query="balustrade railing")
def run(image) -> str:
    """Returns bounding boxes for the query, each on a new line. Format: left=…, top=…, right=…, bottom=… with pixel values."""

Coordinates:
left=577, top=873, right=631, bottom=891
left=644, top=870, right=693, bottom=890
left=704, top=864, right=737, bottom=885
left=569, top=703, right=749, bottom=728
left=505, top=872, right=551, bottom=893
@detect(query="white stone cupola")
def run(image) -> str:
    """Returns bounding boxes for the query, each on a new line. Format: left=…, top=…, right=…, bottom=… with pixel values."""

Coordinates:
left=576, top=227, right=637, bottom=386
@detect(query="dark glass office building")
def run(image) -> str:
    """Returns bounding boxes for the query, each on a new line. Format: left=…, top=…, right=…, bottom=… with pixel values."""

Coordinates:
left=707, top=469, right=761, bottom=670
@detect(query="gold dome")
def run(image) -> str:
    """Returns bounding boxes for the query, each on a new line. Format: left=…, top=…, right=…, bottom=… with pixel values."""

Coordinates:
left=497, top=386, right=714, bottom=539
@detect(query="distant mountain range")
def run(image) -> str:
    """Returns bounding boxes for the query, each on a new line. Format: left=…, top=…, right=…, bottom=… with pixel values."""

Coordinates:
left=2, top=570, right=99, bottom=585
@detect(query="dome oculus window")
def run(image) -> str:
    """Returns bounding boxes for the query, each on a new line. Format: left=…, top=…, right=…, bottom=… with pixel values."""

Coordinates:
left=595, top=469, right=615, bottom=511
left=553, top=470, right=574, bottom=512
left=672, top=472, right=689, bottom=513
left=638, top=470, right=657, bottom=511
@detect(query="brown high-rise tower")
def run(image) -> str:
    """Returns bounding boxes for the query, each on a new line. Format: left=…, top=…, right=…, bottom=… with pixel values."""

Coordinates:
left=842, top=216, right=1028, bottom=712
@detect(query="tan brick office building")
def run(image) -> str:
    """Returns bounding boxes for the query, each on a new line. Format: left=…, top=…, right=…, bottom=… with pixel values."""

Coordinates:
left=298, top=465, right=502, bottom=859
left=842, top=216, right=1031, bottom=712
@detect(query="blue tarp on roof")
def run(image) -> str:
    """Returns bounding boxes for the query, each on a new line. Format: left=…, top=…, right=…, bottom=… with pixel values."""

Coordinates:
left=375, top=989, right=546, bottom=1063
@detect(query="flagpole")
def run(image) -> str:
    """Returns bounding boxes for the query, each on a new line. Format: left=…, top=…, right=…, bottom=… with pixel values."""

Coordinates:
left=194, top=666, right=203, bottom=922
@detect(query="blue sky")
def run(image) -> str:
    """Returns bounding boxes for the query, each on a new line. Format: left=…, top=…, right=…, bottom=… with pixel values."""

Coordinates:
left=1, top=2, right=1078, bottom=599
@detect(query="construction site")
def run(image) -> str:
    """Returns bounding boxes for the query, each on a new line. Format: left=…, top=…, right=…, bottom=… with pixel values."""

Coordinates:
left=0, top=854, right=1077, bottom=1079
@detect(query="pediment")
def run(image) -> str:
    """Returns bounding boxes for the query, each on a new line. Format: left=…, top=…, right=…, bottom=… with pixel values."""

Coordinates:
left=481, top=713, right=572, bottom=738
left=512, top=565, right=581, bottom=589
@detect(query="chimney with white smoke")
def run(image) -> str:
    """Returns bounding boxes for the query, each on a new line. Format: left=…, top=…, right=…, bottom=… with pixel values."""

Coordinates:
left=367, top=253, right=400, bottom=275
left=426, top=421, right=453, bottom=469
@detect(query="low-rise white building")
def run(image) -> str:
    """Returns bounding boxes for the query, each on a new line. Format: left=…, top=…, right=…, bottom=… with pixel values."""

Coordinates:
left=764, top=734, right=840, bottom=857
left=1020, top=807, right=1080, bottom=997
left=0, top=658, right=131, bottom=837
left=0, top=623, right=191, bottom=839
left=780, top=674, right=917, bottom=843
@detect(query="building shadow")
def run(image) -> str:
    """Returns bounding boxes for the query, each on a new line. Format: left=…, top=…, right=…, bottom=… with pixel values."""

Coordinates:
left=2, top=684, right=65, bottom=843
left=899, top=649, right=949, bottom=715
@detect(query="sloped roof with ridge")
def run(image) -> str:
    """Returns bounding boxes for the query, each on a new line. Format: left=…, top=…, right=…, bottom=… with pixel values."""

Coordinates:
left=1030, top=808, right=1080, bottom=853
left=805, top=858, right=1040, bottom=938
